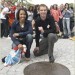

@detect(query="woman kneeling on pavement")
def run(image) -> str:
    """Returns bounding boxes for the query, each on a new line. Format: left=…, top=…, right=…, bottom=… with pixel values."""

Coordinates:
left=9, top=8, right=33, bottom=61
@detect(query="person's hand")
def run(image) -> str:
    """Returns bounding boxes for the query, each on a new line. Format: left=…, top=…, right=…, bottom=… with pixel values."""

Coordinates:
left=34, top=47, right=39, bottom=52
left=64, top=8, right=67, bottom=12
left=13, top=33, right=19, bottom=37
left=38, top=27, right=44, bottom=33
left=59, top=16, right=63, bottom=19
left=33, top=47, right=40, bottom=56
left=55, top=22, right=58, bottom=25
left=35, top=47, right=39, bottom=50
left=3, top=12, right=6, bottom=15
left=32, top=20, right=35, bottom=28
left=65, top=8, right=67, bottom=11
left=18, top=44, right=23, bottom=50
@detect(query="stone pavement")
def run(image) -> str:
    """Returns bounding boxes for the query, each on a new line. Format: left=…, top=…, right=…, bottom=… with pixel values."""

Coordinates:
left=0, top=38, right=75, bottom=75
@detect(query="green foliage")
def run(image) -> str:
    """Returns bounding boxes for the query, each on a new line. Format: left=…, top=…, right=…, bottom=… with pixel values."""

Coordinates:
left=69, top=3, right=75, bottom=8
left=5, top=0, right=18, bottom=4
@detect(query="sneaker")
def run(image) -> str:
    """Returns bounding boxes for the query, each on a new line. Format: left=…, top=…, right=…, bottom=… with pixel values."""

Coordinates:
left=25, top=57, right=30, bottom=61
left=63, top=35, right=69, bottom=39
left=49, top=56, right=55, bottom=63
left=69, top=36, right=75, bottom=41
left=57, top=32, right=62, bottom=37
left=6, top=37, right=11, bottom=39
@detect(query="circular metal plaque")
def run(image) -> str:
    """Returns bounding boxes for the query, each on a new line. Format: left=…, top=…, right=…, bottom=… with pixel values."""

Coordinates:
left=24, top=62, right=70, bottom=75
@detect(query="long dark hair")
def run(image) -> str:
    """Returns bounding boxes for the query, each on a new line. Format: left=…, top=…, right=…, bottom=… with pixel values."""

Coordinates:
left=64, top=3, right=69, bottom=10
left=16, top=8, right=28, bottom=21
left=53, top=4, right=58, bottom=10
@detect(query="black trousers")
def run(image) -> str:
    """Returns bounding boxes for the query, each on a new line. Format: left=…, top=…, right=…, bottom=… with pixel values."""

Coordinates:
left=34, top=33, right=58, bottom=57
left=59, top=18, right=63, bottom=32
left=1, top=19, right=9, bottom=37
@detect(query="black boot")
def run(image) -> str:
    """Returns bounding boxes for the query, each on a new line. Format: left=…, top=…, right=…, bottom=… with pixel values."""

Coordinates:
left=49, top=55, right=55, bottom=63
left=2, top=56, right=6, bottom=63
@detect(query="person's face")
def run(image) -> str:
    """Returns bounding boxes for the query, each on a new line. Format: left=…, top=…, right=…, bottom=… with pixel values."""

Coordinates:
left=4, top=2, right=8, bottom=7
left=54, top=4, right=57, bottom=9
left=65, top=4, right=69, bottom=9
left=1, top=0, right=5, bottom=5
left=19, top=10, right=26, bottom=21
left=60, top=4, right=64, bottom=9
left=8, top=2, right=12, bottom=6
left=39, top=6, right=47, bottom=20
left=17, top=4, right=21, bottom=9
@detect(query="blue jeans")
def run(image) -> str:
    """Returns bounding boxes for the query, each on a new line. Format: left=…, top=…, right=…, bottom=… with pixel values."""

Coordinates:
left=63, top=18, right=71, bottom=37
left=12, top=34, right=33, bottom=58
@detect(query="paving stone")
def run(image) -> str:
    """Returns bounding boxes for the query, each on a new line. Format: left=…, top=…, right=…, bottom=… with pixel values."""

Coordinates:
left=0, top=38, right=75, bottom=75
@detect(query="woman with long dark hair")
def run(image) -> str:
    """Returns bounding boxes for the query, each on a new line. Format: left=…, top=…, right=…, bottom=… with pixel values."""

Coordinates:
left=9, top=8, right=33, bottom=60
